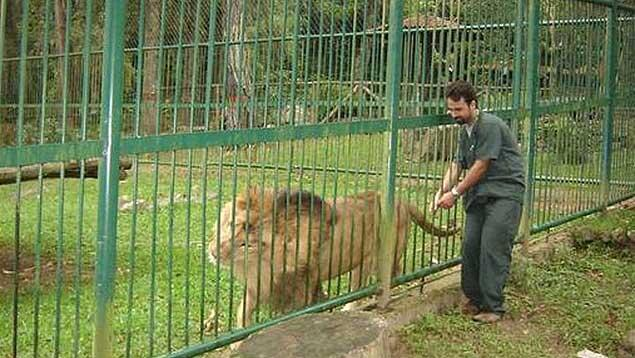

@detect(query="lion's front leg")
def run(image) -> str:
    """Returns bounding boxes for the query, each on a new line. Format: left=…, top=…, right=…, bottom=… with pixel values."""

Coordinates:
left=235, top=292, right=256, bottom=329
left=203, top=309, right=217, bottom=335
left=341, top=265, right=371, bottom=311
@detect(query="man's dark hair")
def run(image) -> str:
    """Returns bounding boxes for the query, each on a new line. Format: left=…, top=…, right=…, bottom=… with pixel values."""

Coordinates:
left=445, top=80, right=478, bottom=106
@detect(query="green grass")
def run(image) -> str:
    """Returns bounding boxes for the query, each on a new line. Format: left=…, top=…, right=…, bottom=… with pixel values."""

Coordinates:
left=401, top=208, right=635, bottom=358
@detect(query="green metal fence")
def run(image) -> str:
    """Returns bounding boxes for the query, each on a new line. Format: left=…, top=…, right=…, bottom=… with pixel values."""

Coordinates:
left=0, top=0, right=634, bottom=357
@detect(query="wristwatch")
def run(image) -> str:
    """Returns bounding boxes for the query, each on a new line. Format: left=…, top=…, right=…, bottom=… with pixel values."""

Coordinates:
left=451, top=186, right=461, bottom=198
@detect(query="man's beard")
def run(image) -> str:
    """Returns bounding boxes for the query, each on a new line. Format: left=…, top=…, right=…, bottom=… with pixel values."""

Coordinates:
left=453, top=117, right=466, bottom=125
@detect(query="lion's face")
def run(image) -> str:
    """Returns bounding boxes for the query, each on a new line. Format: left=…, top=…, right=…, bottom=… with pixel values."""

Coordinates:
left=208, top=188, right=275, bottom=268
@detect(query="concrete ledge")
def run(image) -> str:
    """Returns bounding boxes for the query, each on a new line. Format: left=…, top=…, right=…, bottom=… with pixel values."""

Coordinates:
left=232, top=311, right=391, bottom=358
left=227, top=271, right=464, bottom=358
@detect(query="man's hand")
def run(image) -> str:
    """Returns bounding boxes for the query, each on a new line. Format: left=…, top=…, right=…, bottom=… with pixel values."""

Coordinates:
left=436, top=191, right=456, bottom=209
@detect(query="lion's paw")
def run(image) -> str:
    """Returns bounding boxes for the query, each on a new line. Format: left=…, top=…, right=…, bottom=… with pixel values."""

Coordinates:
left=203, top=309, right=217, bottom=335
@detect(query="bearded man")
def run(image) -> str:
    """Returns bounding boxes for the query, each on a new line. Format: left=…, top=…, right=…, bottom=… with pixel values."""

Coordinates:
left=432, top=80, right=526, bottom=323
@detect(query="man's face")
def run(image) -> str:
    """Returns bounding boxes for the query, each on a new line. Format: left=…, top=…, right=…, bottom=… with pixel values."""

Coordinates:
left=446, top=97, right=477, bottom=125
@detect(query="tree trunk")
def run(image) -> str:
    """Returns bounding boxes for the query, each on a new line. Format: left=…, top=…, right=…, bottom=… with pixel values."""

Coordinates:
left=141, top=1, right=161, bottom=135
left=223, top=0, right=251, bottom=129
left=180, top=5, right=197, bottom=107
left=54, top=0, right=67, bottom=104
left=546, top=1, right=557, bottom=97
left=1, top=0, right=20, bottom=136
left=0, top=158, right=133, bottom=185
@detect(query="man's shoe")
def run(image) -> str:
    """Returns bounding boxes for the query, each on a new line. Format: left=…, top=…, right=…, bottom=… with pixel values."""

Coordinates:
left=461, top=302, right=480, bottom=316
left=472, top=312, right=501, bottom=323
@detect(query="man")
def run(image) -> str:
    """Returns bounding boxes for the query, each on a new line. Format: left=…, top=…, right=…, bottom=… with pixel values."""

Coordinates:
left=431, top=80, right=525, bottom=323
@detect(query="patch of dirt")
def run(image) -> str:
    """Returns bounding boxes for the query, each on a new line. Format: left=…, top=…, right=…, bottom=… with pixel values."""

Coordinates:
left=0, top=247, right=88, bottom=293
left=389, top=332, right=414, bottom=358
left=498, top=315, right=571, bottom=358
left=118, top=192, right=218, bottom=213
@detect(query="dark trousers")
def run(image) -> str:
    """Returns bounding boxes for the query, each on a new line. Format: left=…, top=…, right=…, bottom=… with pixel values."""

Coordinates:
left=461, top=197, right=522, bottom=314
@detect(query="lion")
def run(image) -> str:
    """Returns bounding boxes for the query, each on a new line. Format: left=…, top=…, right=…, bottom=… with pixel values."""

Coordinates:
left=208, top=187, right=328, bottom=329
left=208, top=188, right=458, bottom=329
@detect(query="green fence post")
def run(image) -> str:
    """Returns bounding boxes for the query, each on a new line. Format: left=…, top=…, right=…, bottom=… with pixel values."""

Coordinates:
left=378, top=0, right=404, bottom=309
left=601, top=0, right=617, bottom=208
left=518, top=0, right=540, bottom=242
left=93, top=0, right=127, bottom=357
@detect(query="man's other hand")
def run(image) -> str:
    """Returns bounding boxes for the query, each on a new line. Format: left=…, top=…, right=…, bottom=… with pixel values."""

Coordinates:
left=437, top=191, right=456, bottom=209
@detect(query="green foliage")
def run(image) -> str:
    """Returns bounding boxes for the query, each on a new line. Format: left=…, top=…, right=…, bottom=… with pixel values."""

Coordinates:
left=403, top=0, right=518, bottom=24
left=538, top=113, right=602, bottom=164
left=456, top=0, right=518, bottom=24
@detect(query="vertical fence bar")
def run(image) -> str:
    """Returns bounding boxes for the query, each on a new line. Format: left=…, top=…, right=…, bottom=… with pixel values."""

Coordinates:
left=166, top=1, right=188, bottom=349
left=200, top=0, right=219, bottom=340
left=124, top=0, right=146, bottom=355
left=378, top=0, right=404, bottom=309
left=519, top=0, right=540, bottom=240
left=512, top=0, right=526, bottom=139
left=33, top=3, right=52, bottom=356
left=54, top=2, right=73, bottom=355
left=149, top=1, right=168, bottom=353
left=93, top=0, right=127, bottom=357
left=182, top=0, right=203, bottom=346
left=0, top=0, right=6, bottom=101
left=74, top=1, right=94, bottom=356
left=601, top=0, right=617, bottom=207
left=13, top=0, right=30, bottom=356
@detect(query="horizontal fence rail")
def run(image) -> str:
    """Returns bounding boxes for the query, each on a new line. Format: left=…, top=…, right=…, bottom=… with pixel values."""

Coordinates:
left=0, top=0, right=634, bottom=357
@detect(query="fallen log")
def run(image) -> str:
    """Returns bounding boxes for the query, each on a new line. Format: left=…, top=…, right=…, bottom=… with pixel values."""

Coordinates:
left=0, top=158, right=133, bottom=185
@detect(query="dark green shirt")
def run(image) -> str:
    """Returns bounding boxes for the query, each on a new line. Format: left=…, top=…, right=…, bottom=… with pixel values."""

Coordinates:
left=455, top=112, right=525, bottom=210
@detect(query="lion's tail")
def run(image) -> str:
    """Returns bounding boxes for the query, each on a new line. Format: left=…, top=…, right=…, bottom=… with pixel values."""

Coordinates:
left=406, top=204, right=461, bottom=237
